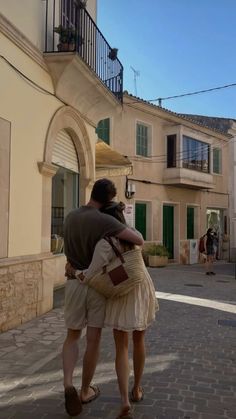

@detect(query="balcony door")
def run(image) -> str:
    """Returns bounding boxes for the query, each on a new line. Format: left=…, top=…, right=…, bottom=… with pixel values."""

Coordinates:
left=163, top=205, right=174, bottom=258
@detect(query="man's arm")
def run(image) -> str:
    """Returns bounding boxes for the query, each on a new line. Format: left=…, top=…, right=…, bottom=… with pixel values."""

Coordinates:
left=116, top=227, right=144, bottom=246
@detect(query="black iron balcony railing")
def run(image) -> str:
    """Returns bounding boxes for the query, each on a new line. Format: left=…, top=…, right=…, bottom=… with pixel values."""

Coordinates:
left=44, top=0, right=123, bottom=102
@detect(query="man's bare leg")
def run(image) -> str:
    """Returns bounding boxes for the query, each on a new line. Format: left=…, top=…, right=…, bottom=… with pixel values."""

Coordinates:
left=63, top=329, right=82, bottom=388
left=80, top=326, right=102, bottom=402
left=62, top=329, right=82, bottom=416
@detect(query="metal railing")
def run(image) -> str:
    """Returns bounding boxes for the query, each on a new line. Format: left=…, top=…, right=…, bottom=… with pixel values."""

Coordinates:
left=44, top=0, right=123, bottom=102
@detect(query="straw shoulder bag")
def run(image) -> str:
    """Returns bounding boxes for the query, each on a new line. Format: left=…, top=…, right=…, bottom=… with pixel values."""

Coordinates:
left=87, top=237, right=145, bottom=299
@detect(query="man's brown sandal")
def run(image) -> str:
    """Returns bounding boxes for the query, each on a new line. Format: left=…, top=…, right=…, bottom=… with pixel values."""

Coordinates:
left=64, top=386, right=82, bottom=417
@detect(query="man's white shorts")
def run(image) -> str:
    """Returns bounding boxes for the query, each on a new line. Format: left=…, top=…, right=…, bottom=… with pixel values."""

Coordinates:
left=64, top=279, right=106, bottom=330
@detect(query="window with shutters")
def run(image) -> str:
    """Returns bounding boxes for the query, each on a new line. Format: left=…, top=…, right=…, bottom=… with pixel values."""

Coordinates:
left=213, top=148, right=222, bottom=174
left=51, top=130, right=79, bottom=253
left=96, top=118, right=110, bottom=145
left=136, top=123, right=151, bottom=157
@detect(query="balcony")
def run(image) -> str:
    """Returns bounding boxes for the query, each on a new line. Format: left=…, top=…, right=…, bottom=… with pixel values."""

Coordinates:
left=44, top=0, right=123, bottom=122
left=162, top=167, right=214, bottom=189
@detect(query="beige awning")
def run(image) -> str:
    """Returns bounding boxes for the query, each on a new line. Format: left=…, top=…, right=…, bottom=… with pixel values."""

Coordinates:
left=96, top=140, right=132, bottom=176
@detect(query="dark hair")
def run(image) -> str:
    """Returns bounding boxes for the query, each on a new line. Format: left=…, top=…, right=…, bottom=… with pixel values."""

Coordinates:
left=100, top=201, right=126, bottom=224
left=91, top=178, right=117, bottom=204
left=207, top=228, right=213, bottom=235
left=101, top=201, right=134, bottom=251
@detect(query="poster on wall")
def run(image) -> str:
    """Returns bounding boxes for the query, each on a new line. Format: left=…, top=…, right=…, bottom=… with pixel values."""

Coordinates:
left=124, top=204, right=134, bottom=228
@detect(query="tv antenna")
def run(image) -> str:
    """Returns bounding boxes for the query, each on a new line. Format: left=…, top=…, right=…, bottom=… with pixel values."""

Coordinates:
left=130, top=66, right=140, bottom=96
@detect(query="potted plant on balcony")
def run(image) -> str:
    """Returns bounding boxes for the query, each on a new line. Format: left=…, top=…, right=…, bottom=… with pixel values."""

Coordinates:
left=108, top=48, right=118, bottom=61
left=54, top=25, right=76, bottom=52
left=147, top=244, right=169, bottom=267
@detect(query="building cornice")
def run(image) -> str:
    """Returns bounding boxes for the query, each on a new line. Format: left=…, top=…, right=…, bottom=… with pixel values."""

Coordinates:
left=124, top=94, right=231, bottom=141
left=0, top=13, right=48, bottom=72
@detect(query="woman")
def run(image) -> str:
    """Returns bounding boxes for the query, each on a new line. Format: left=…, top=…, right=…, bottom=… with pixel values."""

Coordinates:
left=66, top=201, right=158, bottom=419
left=205, top=228, right=216, bottom=275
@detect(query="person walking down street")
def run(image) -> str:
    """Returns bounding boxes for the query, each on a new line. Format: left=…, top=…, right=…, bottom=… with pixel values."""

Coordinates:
left=205, top=228, right=216, bottom=275
left=213, top=232, right=219, bottom=260
left=62, top=179, right=143, bottom=417
left=66, top=201, right=158, bottom=419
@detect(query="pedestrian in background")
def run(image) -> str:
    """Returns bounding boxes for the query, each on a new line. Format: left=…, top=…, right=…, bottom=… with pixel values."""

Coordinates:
left=205, top=228, right=216, bottom=275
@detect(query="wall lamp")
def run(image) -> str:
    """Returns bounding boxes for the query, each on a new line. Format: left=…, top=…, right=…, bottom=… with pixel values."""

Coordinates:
left=125, top=177, right=136, bottom=200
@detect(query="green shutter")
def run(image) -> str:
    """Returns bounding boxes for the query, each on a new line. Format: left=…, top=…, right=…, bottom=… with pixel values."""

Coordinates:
left=135, top=203, right=146, bottom=240
left=163, top=205, right=174, bottom=258
left=213, top=148, right=221, bottom=174
left=136, top=123, right=148, bottom=157
left=96, top=118, right=110, bottom=145
left=187, top=207, right=194, bottom=239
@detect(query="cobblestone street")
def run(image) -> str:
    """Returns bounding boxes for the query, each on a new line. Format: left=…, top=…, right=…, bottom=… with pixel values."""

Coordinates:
left=0, top=263, right=236, bottom=419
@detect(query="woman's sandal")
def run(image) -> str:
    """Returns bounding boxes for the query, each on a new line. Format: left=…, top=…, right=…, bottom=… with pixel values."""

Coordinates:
left=130, top=386, right=144, bottom=402
left=116, top=406, right=133, bottom=419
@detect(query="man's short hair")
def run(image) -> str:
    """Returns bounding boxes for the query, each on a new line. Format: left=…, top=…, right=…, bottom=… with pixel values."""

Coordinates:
left=91, top=178, right=117, bottom=204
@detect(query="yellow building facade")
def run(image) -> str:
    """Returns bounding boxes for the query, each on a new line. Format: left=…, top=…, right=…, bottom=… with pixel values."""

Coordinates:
left=99, top=93, right=231, bottom=264
left=0, top=0, right=125, bottom=331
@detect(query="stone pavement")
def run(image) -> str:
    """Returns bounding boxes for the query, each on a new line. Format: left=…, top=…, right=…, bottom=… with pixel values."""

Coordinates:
left=0, top=262, right=236, bottom=419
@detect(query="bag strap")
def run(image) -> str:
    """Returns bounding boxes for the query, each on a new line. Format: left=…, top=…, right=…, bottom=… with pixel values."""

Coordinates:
left=104, top=236, right=125, bottom=263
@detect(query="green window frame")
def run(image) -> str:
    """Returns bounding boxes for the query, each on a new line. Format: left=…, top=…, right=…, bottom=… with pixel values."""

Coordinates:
left=187, top=207, right=194, bottom=239
left=96, top=118, right=110, bottom=145
left=213, top=148, right=222, bottom=174
left=136, top=123, right=149, bottom=157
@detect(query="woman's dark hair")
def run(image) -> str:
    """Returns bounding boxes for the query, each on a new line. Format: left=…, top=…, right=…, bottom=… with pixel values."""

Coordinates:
left=207, top=228, right=213, bottom=235
left=101, top=201, right=134, bottom=250
left=100, top=201, right=126, bottom=224
left=91, top=178, right=116, bottom=204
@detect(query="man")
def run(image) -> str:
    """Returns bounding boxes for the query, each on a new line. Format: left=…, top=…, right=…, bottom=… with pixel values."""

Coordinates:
left=63, top=178, right=143, bottom=416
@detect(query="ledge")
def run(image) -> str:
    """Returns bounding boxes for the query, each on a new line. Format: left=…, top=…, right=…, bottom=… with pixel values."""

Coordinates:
left=163, top=167, right=214, bottom=189
left=44, top=52, right=122, bottom=124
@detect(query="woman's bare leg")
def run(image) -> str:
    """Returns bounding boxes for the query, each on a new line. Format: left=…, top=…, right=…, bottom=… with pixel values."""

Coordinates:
left=206, top=255, right=213, bottom=273
left=113, top=329, right=131, bottom=411
left=132, top=330, right=146, bottom=400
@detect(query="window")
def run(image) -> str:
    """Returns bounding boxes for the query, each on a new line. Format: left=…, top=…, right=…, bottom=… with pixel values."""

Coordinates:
left=51, top=129, right=79, bottom=254
left=182, top=135, right=209, bottom=173
left=213, top=148, right=222, bottom=174
left=167, top=134, right=176, bottom=168
left=61, top=0, right=77, bottom=28
left=136, top=123, right=150, bottom=157
left=187, top=207, right=194, bottom=239
left=96, top=118, right=110, bottom=145
left=0, top=118, right=10, bottom=258
left=51, top=167, right=79, bottom=253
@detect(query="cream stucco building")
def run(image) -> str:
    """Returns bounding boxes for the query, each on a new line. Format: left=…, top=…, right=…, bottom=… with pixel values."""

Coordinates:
left=97, top=93, right=231, bottom=264
left=0, top=0, right=128, bottom=332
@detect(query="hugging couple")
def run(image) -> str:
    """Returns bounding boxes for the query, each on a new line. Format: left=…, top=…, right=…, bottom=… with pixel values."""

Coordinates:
left=63, top=178, right=158, bottom=418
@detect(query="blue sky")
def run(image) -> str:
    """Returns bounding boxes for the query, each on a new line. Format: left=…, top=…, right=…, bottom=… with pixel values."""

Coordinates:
left=98, top=0, right=236, bottom=118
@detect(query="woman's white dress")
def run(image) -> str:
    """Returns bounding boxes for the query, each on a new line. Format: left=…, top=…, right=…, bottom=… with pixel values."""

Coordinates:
left=83, top=237, right=158, bottom=332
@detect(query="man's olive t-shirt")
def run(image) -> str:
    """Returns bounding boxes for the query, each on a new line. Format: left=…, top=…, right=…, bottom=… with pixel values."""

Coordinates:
left=64, top=206, right=126, bottom=269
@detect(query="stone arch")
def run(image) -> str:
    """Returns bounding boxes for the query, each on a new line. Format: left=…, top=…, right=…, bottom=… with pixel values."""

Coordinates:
left=44, top=105, right=94, bottom=181
left=38, top=106, right=95, bottom=252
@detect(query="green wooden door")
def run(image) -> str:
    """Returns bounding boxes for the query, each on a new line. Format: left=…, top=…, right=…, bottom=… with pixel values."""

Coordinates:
left=163, top=205, right=174, bottom=258
left=187, top=207, right=194, bottom=239
left=135, top=203, right=146, bottom=240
